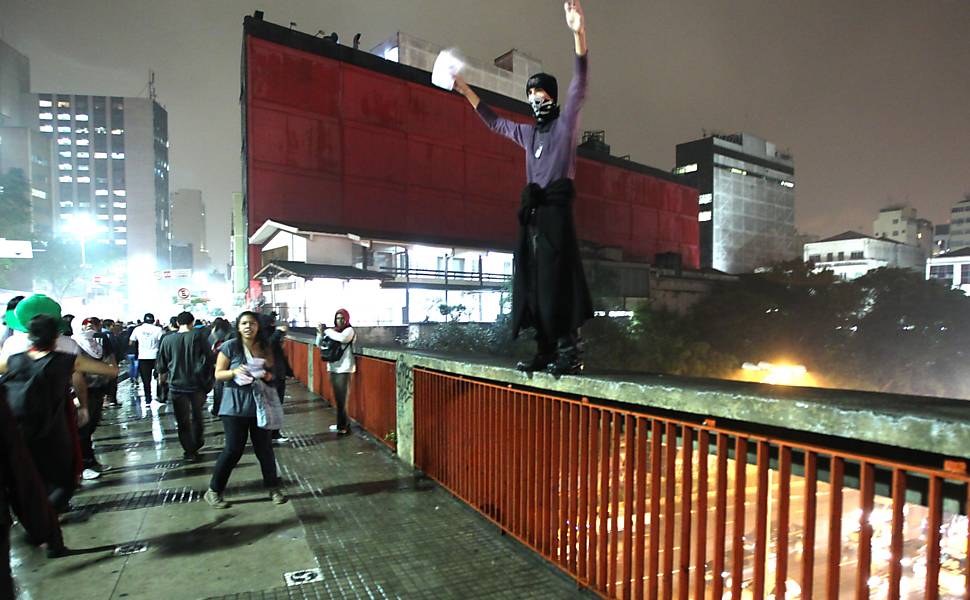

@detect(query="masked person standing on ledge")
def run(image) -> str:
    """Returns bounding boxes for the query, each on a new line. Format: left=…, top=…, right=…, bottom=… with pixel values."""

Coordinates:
left=315, top=309, right=355, bottom=436
left=453, top=0, right=593, bottom=376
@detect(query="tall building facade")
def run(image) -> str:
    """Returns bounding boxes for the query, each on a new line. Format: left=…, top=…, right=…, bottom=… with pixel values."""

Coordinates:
left=170, top=188, right=209, bottom=271
left=872, top=205, right=933, bottom=257
left=0, top=39, right=31, bottom=127
left=0, top=38, right=54, bottom=239
left=36, top=93, right=170, bottom=267
left=675, top=133, right=796, bottom=273
left=947, top=195, right=970, bottom=253
left=934, top=224, right=950, bottom=256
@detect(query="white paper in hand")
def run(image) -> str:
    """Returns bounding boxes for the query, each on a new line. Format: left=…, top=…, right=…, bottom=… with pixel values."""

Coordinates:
left=432, top=48, right=464, bottom=91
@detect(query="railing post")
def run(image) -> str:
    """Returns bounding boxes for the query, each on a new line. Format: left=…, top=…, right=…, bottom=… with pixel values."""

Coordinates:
left=395, top=355, right=415, bottom=467
left=306, top=340, right=314, bottom=393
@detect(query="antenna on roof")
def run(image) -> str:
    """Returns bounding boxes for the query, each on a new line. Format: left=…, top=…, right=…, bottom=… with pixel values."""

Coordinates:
left=149, top=70, right=156, bottom=102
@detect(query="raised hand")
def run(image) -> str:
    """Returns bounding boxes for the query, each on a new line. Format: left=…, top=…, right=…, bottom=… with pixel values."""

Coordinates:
left=564, top=0, right=584, bottom=34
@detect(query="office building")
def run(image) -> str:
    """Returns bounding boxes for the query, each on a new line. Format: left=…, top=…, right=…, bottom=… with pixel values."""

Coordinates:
left=933, top=224, right=950, bottom=256
left=946, top=195, right=970, bottom=253
left=872, top=205, right=933, bottom=257
left=675, top=133, right=796, bottom=273
left=804, top=231, right=924, bottom=280
left=0, top=38, right=54, bottom=239
left=170, top=188, right=209, bottom=271
left=926, top=247, right=970, bottom=295
left=38, top=93, right=170, bottom=266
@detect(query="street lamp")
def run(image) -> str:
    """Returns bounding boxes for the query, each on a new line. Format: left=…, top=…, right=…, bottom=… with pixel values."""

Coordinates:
left=62, top=213, right=104, bottom=267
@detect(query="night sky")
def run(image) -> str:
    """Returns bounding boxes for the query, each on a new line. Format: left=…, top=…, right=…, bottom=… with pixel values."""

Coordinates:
left=3, top=0, right=968, bottom=269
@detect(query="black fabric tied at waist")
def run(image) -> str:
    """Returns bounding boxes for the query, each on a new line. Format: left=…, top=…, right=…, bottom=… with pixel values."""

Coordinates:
left=518, top=179, right=576, bottom=226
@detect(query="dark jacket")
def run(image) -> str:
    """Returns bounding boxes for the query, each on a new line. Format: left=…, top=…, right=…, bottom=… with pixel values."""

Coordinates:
left=156, top=330, right=213, bottom=393
left=512, top=178, right=593, bottom=339
left=0, top=386, right=63, bottom=546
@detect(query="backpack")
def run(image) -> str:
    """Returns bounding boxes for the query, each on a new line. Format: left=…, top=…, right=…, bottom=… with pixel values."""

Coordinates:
left=319, top=333, right=353, bottom=363
left=0, top=352, right=71, bottom=440
left=192, top=334, right=215, bottom=393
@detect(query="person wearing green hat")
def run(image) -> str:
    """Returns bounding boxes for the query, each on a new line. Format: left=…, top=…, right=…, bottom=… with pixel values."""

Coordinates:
left=0, top=311, right=117, bottom=514
left=1, top=295, right=120, bottom=429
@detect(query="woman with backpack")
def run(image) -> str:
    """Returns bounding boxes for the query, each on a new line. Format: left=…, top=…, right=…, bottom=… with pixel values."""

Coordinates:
left=204, top=312, right=286, bottom=509
left=315, top=309, right=355, bottom=436
left=0, top=314, right=116, bottom=513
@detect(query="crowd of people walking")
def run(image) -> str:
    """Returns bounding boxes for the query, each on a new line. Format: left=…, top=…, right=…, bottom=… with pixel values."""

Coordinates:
left=0, top=292, right=358, bottom=599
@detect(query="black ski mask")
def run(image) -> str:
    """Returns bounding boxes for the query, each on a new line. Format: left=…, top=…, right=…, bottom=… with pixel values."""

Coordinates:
left=526, top=73, right=560, bottom=127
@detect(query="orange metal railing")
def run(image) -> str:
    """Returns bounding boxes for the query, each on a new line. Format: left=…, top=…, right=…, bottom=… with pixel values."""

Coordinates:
left=347, top=356, right=397, bottom=449
left=412, top=368, right=970, bottom=600
left=285, top=339, right=396, bottom=450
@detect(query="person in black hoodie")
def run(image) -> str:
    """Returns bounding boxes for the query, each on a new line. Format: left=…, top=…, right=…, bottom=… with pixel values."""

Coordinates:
left=156, top=312, right=213, bottom=462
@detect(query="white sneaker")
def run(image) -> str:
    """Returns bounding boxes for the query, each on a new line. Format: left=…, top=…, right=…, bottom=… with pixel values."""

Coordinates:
left=81, top=468, right=102, bottom=480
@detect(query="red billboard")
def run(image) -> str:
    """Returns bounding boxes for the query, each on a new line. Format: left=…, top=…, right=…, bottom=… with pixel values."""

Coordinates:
left=243, top=19, right=699, bottom=276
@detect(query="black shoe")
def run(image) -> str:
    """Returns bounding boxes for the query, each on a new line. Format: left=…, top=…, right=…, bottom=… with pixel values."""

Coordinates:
left=516, top=354, right=553, bottom=372
left=183, top=452, right=200, bottom=463
left=547, top=353, right=584, bottom=377
left=46, top=541, right=69, bottom=558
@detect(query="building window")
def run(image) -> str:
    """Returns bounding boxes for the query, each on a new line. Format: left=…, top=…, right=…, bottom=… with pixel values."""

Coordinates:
left=39, top=99, right=53, bottom=108
left=698, top=193, right=712, bottom=205
left=962, top=264, right=970, bottom=283
left=892, top=230, right=899, bottom=236
left=39, top=112, right=53, bottom=120
left=826, top=252, right=834, bottom=262
left=930, top=265, right=954, bottom=280
left=674, top=163, right=698, bottom=174
left=892, top=219, right=899, bottom=224
left=850, top=251, right=864, bottom=259
left=39, top=125, right=53, bottom=133
left=698, top=210, right=712, bottom=222
left=837, top=251, right=845, bottom=261
left=808, top=254, right=821, bottom=263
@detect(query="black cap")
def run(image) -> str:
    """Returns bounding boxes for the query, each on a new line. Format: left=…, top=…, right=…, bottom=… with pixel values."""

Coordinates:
left=526, top=73, right=558, bottom=104
left=144, top=313, right=155, bottom=323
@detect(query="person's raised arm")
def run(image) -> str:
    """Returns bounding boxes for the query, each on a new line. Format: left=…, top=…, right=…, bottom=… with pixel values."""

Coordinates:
left=565, top=0, right=587, bottom=57
left=455, top=75, right=529, bottom=148
left=562, top=0, right=589, bottom=131
left=453, top=75, right=481, bottom=109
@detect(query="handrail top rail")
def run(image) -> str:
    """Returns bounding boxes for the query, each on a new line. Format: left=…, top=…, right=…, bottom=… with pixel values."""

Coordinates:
left=286, top=333, right=970, bottom=462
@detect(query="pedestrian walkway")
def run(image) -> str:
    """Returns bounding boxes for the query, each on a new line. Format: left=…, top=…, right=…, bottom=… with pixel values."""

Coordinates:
left=9, top=379, right=587, bottom=599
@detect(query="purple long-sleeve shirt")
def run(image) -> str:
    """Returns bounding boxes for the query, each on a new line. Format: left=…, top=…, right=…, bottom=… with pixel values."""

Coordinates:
left=475, top=54, right=588, bottom=188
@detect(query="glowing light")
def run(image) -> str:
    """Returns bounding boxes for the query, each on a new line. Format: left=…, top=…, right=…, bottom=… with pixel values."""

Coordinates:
left=739, top=361, right=816, bottom=386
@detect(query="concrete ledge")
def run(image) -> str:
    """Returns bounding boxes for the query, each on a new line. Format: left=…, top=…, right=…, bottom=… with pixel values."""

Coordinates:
left=289, top=334, right=970, bottom=462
